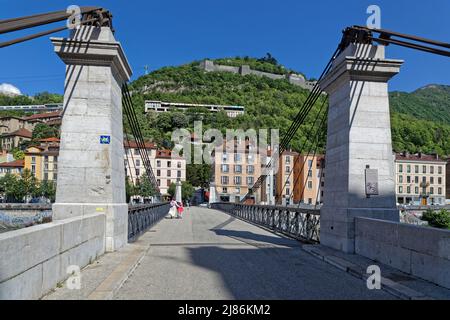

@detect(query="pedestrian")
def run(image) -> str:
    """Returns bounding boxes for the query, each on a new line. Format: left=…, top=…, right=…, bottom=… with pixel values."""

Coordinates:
left=168, top=198, right=177, bottom=219
left=177, top=201, right=184, bottom=219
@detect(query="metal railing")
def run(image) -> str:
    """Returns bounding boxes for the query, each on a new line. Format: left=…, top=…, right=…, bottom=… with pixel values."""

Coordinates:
left=211, top=202, right=320, bottom=243
left=128, top=203, right=170, bottom=241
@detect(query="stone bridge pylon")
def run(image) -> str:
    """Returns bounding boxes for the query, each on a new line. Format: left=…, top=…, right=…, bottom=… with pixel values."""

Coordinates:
left=51, top=26, right=132, bottom=252
left=319, top=44, right=403, bottom=253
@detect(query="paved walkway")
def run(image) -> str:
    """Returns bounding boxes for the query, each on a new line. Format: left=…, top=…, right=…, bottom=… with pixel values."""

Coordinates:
left=114, top=207, right=395, bottom=300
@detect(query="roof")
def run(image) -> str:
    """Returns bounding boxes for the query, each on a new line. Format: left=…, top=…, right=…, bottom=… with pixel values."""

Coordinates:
left=156, top=149, right=184, bottom=160
left=39, top=137, right=60, bottom=143
left=0, top=116, right=25, bottom=121
left=0, top=159, right=24, bottom=168
left=1, top=128, right=32, bottom=138
left=124, top=140, right=156, bottom=149
left=395, top=152, right=446, bottom=163
left=23, top=111, right=61, bottom=121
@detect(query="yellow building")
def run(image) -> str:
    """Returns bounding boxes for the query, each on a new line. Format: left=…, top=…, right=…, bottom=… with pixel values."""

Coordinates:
left=24, top=138, right=59, bottom=182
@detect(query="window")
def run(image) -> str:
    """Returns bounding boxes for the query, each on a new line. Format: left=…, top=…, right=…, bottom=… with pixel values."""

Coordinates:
left=438, top=166, right=443, bottom=174
left=399, top=186, right=403, bottom=193
left=44, top=155, right=49, bottom=162
left=31, top=156, right=36, bottom=164
left=44, top=172, right=48, bottom=180
left=53, top=174, right=57, bottom=181
left=234, top=153, right=242, bottom=163
left=167, top=179, right=171, bottom=186
left=407, top=165, right=411, bottom=173
left=246, top=165, right=254, bottom=174
left=135, top=169, right=140, bottom=176
left=398, top=176, right=403, bottom=183
left=438, top=177, right=442, bottom=185
left=234, top=176, right=242, bottom=185
left=430, top=187, right=434, bottom=195
left=157, top=160, right=161, bottom=167
left=285, top=156, right=291, bottom=164
left=222, top=187, right=228, bottom=193
left=157, top=170, right=160, bottom=176
left=285, top=178, right=290, bottom=186
left=134, top=149, right=139, bottom=156
left=407, top=186, right=411, bottom=194
left=430, top=166, right=434, bottom=174
left=430, top=177, right=434, bottom=184
left=247, top=177, right=254, bottom=185
left=31, top=165, right=35, bottom=174
left=415, top=187, right=419, bottom=194
left=45, top=163, right=49, bottom=171
left=285, top=166, right=291, bottom=173
left=286, top=188, right=290, bottom=195
left=177, top=162, right=181, bottom=168
left=177, top=171, right=181, bottom=178
left=307, top=181, right=313, bottom=189
left=135, top=159, right=140, bottom=167
left=167, top=161, right=171, bottom=168
left=222, top=153, right=228, bottom=163
left=423, top=165, right=426, bottom=174
left=415, top=176, right=419, bottom=184
left=308, top=198, right=312, bottom=205
left=308, top=170, right=312, bottom=177
left=438, top=187, right=442, bottom=195
left=167, top=170, right=171, bottom=177
left=234, top=165, right=242, bottom=173
left=398, top=164, right=403, bottom=173
left=415, top=165, right=419, bottom=173
left=422, top=176, right=426, bottom=183
left=221, top=176, right=229, bottom=185
left=407, top=176, right=411, bottom=183
left=157, top=179, right=161, bottom=186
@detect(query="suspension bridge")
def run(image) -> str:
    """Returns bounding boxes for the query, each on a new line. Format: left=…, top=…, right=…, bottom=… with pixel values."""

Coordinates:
left=0, top=7, right=449, bottom=300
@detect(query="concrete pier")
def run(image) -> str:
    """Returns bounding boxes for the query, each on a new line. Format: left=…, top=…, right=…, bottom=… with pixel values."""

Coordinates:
left=51, top=26, right=132, bottom=252
left=319, top=44, right=403, bottom=253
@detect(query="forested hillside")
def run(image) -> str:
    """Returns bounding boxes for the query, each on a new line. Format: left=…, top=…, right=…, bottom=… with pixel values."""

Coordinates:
left=1, top=57, right=449, bottom=156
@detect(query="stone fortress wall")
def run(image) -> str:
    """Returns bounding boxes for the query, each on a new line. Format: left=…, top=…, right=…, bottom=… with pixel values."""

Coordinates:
left=199, top=60, right=316, bottom=91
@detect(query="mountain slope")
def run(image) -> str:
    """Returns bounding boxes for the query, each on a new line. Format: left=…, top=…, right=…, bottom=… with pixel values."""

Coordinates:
left=390, top=85, right=450, bottom=124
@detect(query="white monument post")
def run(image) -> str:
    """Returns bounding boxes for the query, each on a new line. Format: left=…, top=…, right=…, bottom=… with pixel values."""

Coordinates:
left=175, top=180, right=182, bottom=203
left=209, top=182, right=217, bottom=204
left=51, top=26, right=132, bottom=252
left=319, top=44, right=403, bottom=253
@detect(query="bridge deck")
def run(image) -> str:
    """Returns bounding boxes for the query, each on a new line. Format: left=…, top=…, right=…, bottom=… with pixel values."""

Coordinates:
left=114, top=207, right=395, bottom=300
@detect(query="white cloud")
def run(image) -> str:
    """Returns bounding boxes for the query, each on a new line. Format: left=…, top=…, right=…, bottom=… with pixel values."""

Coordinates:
left=0, top=83, right=22, bottom=96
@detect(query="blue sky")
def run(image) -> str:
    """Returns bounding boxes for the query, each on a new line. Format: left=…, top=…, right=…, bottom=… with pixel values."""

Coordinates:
left=0, top=0, right=449, bottom=96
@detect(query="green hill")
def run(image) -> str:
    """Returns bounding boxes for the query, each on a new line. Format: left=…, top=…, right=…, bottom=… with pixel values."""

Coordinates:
left=390, top=85, right=450, bottom=124
left=1, top=58, right=449, bottom=156
left=129, top=57, right=450, bottom=156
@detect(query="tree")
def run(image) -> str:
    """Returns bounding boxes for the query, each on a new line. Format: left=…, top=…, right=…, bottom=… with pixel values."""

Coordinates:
left=12, top=149, right=25, bottom=160
left=38, top=180, right=56, bottom=202
left=187, top=164, right=211, bottom=188
left=168, top=181, right=195, bottom=202
left=32, top=123, right=59, bottom=141
left=137, top=175, right=156, bottom=198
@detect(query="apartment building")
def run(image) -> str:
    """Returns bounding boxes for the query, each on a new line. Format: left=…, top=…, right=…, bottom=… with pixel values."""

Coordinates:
left=124, top=141, right=187, bottom=197
left=446, top=158, right=450, bottom=202
left=124, top=140, right=157, bottom=180
left=395, top=152, right=446, bottom=205
left=212, top=141, right=263, bottom=203
left=0, top=116, right=35, bottom=134
left=0, top=128, right=32, bottom=150
left=0, top=159, right=24, bottom=177
left=24, top=138, right=60, bottom=182
left=155, top=149, right=187, bottom=197
left=275, top=152, right=323, bottom=205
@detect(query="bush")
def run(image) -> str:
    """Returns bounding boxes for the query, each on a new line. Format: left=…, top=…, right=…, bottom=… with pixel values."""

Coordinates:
left=421, top=209, right=450, bottom=229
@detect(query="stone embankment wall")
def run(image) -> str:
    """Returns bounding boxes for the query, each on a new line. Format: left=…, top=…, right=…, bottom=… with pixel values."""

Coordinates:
left=355, top=217, right=450, bottom=289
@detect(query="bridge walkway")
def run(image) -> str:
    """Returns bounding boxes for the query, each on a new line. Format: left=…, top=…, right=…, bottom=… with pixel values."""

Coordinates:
left=113, top=207, right=395, bottom=300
